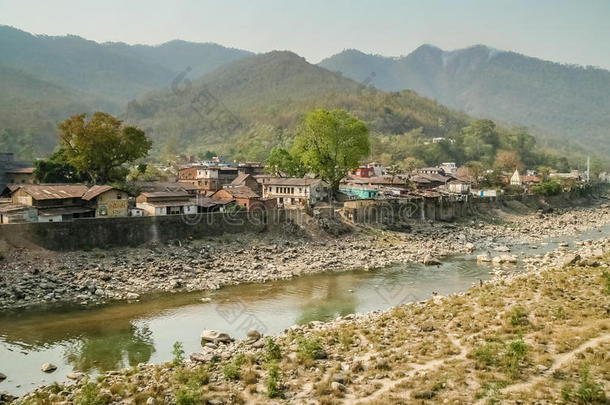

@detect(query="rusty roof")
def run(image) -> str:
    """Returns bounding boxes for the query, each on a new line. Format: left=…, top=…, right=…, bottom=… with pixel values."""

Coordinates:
left=218, top=186, right=259, bottom=199
left=139, top=191, right=191, bottom=199
left=16, top=184, right=89, bottom=200
left=230, top=173, right=252, bottom=185
left=82, top=185, right=116, bottom=201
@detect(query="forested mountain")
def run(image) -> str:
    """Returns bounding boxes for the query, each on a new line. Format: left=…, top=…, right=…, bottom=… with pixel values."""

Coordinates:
left=0, top=26, right=253, bottom=157
left=0, top=66, right=98, bottom=158
left=124, top=51, right=470, bottom=160
left=0, top=25, right=252, bottom=104
left=319, top=45, right=610, bottom=157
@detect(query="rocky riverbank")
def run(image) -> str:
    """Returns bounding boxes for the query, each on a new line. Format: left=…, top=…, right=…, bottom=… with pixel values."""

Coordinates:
left=0, top=201, right=609, bottom=310
left=11, top=234, right=610, bottom=404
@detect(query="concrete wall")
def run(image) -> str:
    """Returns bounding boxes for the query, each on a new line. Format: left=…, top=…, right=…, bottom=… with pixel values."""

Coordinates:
left=0, top=209, right=283, bottom=251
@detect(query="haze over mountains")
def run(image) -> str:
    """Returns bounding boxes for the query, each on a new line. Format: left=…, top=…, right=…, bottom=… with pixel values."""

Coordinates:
left=1, top=25, right=608, bottom=162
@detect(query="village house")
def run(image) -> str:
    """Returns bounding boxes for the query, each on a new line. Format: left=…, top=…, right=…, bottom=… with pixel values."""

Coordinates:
left=225, top=173, right=260, bottom=194
left=350, top=166, right=374, bottom=178
left=135, top=191, right=197, bottom=216
left=410, top=172, right=451, bottom=190
left=440, top=162, right=458, bottom=175
left=5, top=167, right=35, bottom=184
left=340, top=183, right=380, bottom=199
left=10, top=184, right=93, bottom=222
left=131, top=181, right=199, bottom=196
left=0, top=203, right=37, bottom=224
left=212, top=186, right=260, bottom=210
left=367, top=162, right=385, bottom=177
left=0, top=152, right=34, bottom=190
left=259, top=177, right=328, bottom=208
left=82, top=185, right=129, bottom=218
left=418, top=167, right=446, bottom=175
left=237, top=163, right=265, bottom=176
left=178, top=166, right=239, bottom=193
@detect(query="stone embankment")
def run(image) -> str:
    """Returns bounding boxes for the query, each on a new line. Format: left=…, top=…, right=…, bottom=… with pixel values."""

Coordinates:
left=0, top=202, right=608, bottom=310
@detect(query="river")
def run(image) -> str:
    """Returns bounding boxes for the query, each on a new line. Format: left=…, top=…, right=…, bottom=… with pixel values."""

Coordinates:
left=1, top=223, right=608, bottom=396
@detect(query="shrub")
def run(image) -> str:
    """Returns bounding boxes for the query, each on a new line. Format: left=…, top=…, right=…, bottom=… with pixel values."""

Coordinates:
left=174, top=385, right=203, bottom=405
left=297, top=337, right=326, bottom=363
left=504, top=337, right=528, bottom=378
left=508, top=306, right=529, bottom=327
left=223, top=353, right=245, bottom=381
left=266, top=361, right=281, bottom=398
left=574, top=364, right=606, bottom=404
left=602, top=271, right=610, bottom=295
left=78, top=381, right=108, bottom=405
left=474, top=340, right=503, bottom=367
left=531, top=181, right=561, bottom=196
left=172, top=341, right=185, bottom=367
left=265, top=337, right=282, bottom=362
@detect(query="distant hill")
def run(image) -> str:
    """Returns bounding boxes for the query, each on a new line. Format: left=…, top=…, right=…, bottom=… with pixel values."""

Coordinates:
left=319, top=45, right=610, bottom=156
left=0, top=65, right=100, bottom=158
left=0, top=25, right=253, bottom=105
left=0, top=26, right=253, bottom=157
left=124, top=51, right=469, bottom=160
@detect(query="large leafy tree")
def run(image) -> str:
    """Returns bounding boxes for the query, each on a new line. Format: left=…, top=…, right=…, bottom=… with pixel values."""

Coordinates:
left=265, top=146, right=307, bottom=177
left=59, top=112, right=152, bottom=184
left=292, top=109, right=370, bottom=192
left=33, top=149, right=87, bottom=183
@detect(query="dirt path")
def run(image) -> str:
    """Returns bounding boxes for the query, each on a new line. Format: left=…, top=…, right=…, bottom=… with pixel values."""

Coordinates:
left=473, top=333, right=610, bottom=405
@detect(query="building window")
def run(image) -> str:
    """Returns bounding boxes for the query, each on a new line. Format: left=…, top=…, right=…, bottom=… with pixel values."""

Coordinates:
left=116, top=194, right=122, bottom=199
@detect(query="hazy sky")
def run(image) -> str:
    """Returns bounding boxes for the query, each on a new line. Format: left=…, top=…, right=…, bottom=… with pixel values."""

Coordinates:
left=1, top=0, right=609, bottom=68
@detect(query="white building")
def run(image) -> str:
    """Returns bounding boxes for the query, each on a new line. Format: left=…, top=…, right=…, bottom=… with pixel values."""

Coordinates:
left=259, top=177, right=328, bottom=207
left=135, top=191, right=197, bottom=216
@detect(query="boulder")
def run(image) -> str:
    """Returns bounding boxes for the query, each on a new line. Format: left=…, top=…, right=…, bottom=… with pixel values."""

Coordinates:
left=125, top=292, right=140, bottom=300
left=0, top=372, right=5, bottom=381
left=477, top=254, right=491, bottom=262
left=423, top=255, right=441, bottom=266
left=66, top=372, right=84, bottom=380
left=331, top=381, right=346, bottom=392
left=41, top=363, right=57, bottom=373
left=190, top=352, right=213, bottom=363
left=562, top=253, right=581, bottom=266
left=200, top=330, right=232, bottom=343
left=246, top=329, right=261, bottom=340
left=494, top=245, right=511, bottom=252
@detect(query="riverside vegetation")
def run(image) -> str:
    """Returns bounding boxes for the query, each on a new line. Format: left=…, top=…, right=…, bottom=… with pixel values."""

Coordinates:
left=12, top=234, right=609, bottom=404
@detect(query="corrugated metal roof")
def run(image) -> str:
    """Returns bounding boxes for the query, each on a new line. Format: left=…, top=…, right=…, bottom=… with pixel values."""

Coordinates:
left=16, top=184, right=89, bottom=200
left=82, top=185, right=115, bottom=201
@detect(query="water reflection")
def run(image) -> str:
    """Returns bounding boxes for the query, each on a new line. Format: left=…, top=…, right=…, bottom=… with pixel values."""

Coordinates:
left=296, top=277, right=358, bottom=324
left=64, top=325, right=155, bottom=373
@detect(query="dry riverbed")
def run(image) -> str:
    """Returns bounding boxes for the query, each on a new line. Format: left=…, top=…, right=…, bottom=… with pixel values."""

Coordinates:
left=10, top=233, right=610, bottom=404
left=0, top=201, right=609, bottom=311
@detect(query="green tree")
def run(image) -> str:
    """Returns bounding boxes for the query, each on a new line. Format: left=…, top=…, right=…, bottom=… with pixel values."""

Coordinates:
left=461, top=120, right=499, bottom=166
left=264, top=147, right=306, bottom=177
left=59, top=112, right=152, bottom=184
left=33, top=149, right=87, bottom=183
left=466, top=161, right=485, bottom=188
left=126, top=164, right=169, bottom=182
left=537, top=166, right=552, bottom=182
left=292, top=109, right=370, bottom=193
